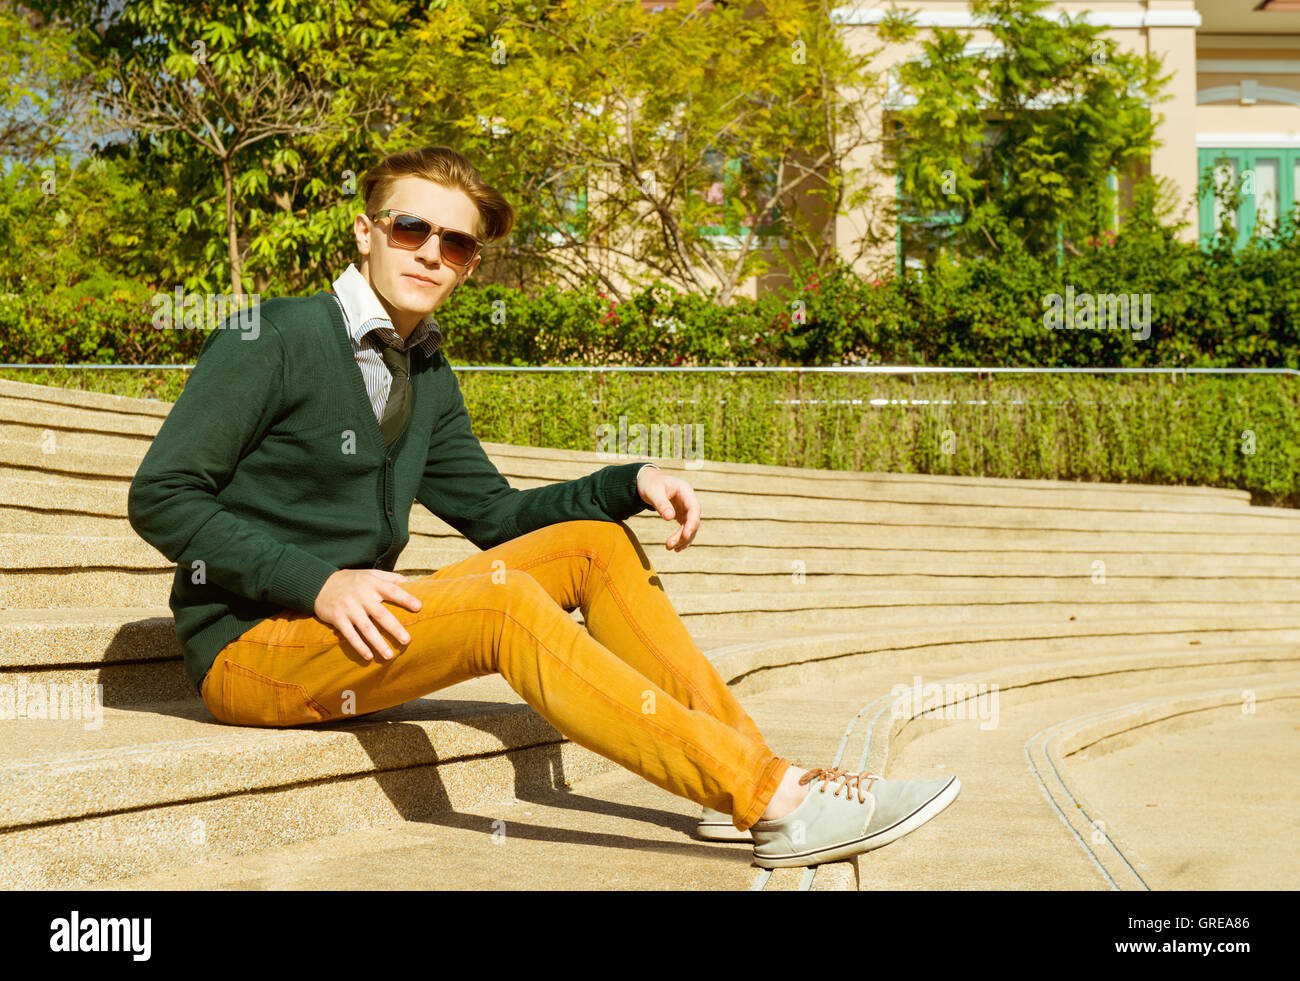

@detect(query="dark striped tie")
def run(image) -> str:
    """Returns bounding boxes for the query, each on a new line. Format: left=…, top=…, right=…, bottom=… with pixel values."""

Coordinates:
left=378, top=342, right=410, bottom=448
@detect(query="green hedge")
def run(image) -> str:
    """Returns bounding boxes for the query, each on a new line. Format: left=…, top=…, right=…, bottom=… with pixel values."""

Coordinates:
left=3, top=216, right=1299, bottom=369
left=454, top=371, right=1300, bottom=506
left=7, top=368, right=1296, bottom=507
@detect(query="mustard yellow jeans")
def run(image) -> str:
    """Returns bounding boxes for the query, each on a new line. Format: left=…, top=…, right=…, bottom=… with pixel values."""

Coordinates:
left=199, top=518, right=792, bottom=831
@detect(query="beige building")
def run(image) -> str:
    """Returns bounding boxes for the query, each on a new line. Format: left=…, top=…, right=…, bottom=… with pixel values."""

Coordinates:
left=836, top=0, right=1300, bottom=276
left=555, top=2, right=1300, bottom=296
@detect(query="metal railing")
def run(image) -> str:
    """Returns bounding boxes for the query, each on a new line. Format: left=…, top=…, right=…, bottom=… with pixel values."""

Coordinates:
left=2, top=364, right=1297, bottom=376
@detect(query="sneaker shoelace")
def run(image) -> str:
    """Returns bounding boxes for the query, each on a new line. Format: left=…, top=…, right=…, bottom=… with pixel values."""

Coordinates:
left=796, top=764, right=883, bottom=804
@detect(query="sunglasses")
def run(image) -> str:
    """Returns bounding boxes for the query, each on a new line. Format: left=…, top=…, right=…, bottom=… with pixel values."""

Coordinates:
left=368, top=209, right=482, bottom=266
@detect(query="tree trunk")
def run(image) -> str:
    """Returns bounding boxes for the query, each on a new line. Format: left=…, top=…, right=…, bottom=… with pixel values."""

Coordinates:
left=222, top=155, right=242, bottom=296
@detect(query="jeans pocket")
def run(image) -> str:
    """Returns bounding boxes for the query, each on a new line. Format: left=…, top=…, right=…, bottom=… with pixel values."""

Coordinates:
left=215, top=658, right=332, bottom=727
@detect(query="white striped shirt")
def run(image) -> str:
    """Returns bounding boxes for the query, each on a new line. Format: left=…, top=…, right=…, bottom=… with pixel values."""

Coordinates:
left=330, top=262, right=443, bottom=420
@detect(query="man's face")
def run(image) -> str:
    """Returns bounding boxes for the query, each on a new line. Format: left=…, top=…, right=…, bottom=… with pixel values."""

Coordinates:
left=354, top=175, right=483, bottom=329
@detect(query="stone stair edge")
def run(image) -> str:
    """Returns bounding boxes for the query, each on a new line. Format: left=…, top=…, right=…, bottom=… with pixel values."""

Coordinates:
left=0, top=379, right=171, bottom=418
left=8, top=601, right=1300, bottom=674
left=2, top=633, right=1297, bottom=833
left=0, top=444, right=1268, bottom=519
left=8, top=528, right=1300, bottom=562
left=8, top=505, right=1300, bottom=548
left=1049, top=680, right=1300, bottom=761
left=857, top=646, right=1300, bottom=777
left=9, top=515, right=1300, bottom=559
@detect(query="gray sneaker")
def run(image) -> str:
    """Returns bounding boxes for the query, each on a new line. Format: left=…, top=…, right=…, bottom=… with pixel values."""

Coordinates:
left=750, top=766, right=961, bottom=869
left=698, top=805, right=752, bottom=842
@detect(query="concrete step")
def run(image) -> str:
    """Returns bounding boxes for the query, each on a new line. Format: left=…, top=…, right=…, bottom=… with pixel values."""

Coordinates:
left=4, top=450, right=1297, bottom=533
left=480, top=441, right=1253, bottom=507
left=1, top=629, right=1294, bottom=868
left=8, top=529, right=1300, bottom=576
left=4, top=531, right=1298, bottom=608
left=1, top=463, right=1264, bottom=541
left=0, top=412, right=156, bottom=457
left=7, top=465, right=1289, bottom=543
left=10, top=496, right=1300, bottom=557
left=0, top=673, right=618, bottom=889
left=1039, top=689, right=1300, bottom=890
left=10, top=584, right=1300, bottom=668
left=0, top=378, right=169, bottom=419
left=64, top=644, right=1299, bottom=892
left=13, top=569, right=1297, bottom=613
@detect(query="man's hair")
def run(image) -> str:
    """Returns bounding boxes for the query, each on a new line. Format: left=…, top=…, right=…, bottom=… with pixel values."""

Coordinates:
left=360, top=145, right=514, bottom=245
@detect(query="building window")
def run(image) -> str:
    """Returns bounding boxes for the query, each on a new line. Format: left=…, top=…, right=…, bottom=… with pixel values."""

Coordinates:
left=1198, top=147, right=1298, bottom=247
left=695, top=148, right=784, bottom=246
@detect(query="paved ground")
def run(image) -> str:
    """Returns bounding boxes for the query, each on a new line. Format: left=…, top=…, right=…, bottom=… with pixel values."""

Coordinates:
left=1063, top=701, right=1300, bottom=890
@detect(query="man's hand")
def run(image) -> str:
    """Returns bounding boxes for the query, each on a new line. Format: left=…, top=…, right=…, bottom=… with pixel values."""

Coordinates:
left=313, top=568, right=422, bottom=662
left=637, top=466, right=701, bottom=551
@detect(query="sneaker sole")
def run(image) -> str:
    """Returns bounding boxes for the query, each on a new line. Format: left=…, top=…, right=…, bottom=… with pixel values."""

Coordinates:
left=697, top=821, right=752, bottom=842
left=752, top=775, right=961, bottom=869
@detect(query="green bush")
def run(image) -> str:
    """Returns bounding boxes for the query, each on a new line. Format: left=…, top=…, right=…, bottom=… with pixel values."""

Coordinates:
left=4, top=204, right=1298, bottom=370
left=458, top=371, right=1300, bottom=507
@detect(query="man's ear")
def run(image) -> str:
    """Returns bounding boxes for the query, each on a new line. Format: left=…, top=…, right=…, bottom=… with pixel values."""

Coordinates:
left=461, top=252, right=482, bottom=285
left=354, top=213, right=372, bottom=256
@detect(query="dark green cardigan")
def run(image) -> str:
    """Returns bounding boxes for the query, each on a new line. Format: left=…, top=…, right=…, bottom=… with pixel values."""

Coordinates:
left=128, top=290, right=654, bottom=691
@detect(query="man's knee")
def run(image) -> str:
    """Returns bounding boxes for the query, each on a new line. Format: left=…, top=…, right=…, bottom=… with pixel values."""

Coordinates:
left=556, top=518, right=636, bottom=559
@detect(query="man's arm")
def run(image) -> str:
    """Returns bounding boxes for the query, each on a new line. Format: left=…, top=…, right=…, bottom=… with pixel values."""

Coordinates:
left=416, top=366, right=656, bottom=551
left=127, top=316, right=339, bottom=612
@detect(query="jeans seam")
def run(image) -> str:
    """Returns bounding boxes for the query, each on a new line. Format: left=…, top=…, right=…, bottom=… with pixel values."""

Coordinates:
left=511, top=541, right=729, bottom=725
left=484, top=602, right=763, bottom=801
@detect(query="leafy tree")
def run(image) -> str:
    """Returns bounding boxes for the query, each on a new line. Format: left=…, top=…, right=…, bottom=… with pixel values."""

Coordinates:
left=880, top=0, right=1171, bottom=263
left=22, top=0, right=413, bottom=296
left=0, top=0, right=105, bottom=172
left=396, top=0, right=889, bottom=303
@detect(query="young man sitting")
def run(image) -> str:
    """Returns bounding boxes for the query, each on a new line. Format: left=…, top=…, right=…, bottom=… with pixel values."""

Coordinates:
left=127, top=145, right=961, bottom=871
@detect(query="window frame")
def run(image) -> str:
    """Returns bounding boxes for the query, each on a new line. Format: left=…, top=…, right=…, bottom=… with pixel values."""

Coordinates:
left=695, top=151, right=786, bottom=247
left=1197, top=146, right=1299, bottom=248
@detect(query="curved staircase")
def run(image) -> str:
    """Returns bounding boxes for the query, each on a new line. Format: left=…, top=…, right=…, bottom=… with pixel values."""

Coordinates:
left=1, top=376, right=1297, bottom=891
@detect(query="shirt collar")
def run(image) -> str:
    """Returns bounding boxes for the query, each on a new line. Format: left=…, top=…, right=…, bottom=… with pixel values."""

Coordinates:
left=330, top=262, right=443, bottom=356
